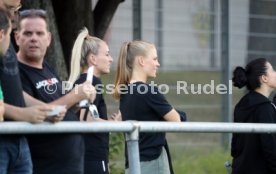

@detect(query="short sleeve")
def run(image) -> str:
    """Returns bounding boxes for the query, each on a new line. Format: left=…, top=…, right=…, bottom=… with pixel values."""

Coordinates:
left=145, top=87, right=173, bottom=119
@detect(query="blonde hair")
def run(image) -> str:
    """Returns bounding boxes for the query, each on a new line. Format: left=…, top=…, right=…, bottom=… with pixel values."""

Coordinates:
left=68, top=27, right=103, bottom=86
left=113, top=40, right=154, bottom=99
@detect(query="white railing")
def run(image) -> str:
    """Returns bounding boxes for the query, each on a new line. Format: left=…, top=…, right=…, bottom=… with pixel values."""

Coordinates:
left=1, top=121, right=276, bottom=174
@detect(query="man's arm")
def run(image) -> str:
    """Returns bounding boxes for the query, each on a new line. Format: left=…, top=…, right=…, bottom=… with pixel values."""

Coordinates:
left=23, top=92, right=66, bottom=123
left=23, top=91, right=45, bottom=106
left=4, top=103, right=52, bottom=123
left=22, top=80, right=95, bottom=122
left=50, top=81, right=96, bottom=108
left=23, top=86, right=82, bottom=109
left=49, top=89, right=82, bottom=109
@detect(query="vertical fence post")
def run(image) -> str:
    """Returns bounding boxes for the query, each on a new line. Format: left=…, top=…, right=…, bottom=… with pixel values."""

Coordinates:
left=125, top=122, right=141, bottom=174
left=155, top=0, right=163, bottom=67
left=133, top=0, right=142, bottom=40
left=221, top=0, right=232, bottom=150
left=210, top=0, right=216, bottom=68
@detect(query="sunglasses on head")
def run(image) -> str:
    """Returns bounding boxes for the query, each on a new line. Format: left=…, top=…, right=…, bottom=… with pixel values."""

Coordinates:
left=19, top=9, right=47, bottom=18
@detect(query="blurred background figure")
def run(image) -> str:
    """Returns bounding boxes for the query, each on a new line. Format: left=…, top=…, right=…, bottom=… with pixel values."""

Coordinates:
left=0, top=7, right=11, bottom=121
left=231, top=58, right=276, bottom=174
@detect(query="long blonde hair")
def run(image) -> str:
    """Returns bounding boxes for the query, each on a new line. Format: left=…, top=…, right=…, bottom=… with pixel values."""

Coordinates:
left=68, top=27, right=103, bottom=86
left=113, top=40, right=154, bottom=99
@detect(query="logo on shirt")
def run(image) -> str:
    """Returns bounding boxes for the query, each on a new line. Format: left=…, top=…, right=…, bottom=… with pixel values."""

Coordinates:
left=36, top=78, right=58, bottom=94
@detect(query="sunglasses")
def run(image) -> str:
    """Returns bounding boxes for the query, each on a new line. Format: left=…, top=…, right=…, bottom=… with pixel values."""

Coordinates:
left=19, top=9, right=47, bottom=19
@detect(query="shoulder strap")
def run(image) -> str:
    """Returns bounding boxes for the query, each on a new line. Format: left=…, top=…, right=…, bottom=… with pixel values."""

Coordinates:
left=271, top=102, right=276, bottom=110
left=83, top=108, right=89, bottom=121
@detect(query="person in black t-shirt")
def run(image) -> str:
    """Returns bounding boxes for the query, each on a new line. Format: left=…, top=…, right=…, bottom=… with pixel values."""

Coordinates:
left=0, top=8, right=11, bottom=121
left=113, top=41, right=181, bottom=174
left=0, top=2, right=57, bottom=174
left=67, top=27, right=121, bottom=174
left=15, top=9, right=96, bottom=174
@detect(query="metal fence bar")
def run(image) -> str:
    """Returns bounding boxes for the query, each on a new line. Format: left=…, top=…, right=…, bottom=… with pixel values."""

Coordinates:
left=0, top=122, right=134, bottom=134
left=2, top=121, right=276, bottom=174
left=138, top=122, right=276, bottom=133
left=1, top=121, right=276, bottom=134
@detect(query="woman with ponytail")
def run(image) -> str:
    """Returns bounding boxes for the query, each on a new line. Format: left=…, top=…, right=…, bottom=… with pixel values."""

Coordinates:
left=68, top=27, right=120, bottom=174
left=114, top=41, right=181, bottom=174
left=231, top=58, right=276, bottom=174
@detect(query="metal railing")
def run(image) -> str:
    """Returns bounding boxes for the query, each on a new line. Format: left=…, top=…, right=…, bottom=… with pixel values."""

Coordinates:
left=2, top=121, right=276, bottom=174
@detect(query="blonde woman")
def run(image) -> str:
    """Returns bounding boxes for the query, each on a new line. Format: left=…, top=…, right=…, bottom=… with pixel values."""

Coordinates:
left=113, top=41, right=181, bottom=174
left=68, top=27, right=120, bottom=174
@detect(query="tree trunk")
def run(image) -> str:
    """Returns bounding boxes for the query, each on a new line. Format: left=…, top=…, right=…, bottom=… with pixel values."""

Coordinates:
left=94, top=0, right=124, bottom=38
left=52, top=0, right=93, bottom=72
left=247, top=0, right=276, bottom=67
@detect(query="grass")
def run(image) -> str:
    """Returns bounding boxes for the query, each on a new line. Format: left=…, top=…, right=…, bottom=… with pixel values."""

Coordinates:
left=171, top=146, right=231, bottom=174
left=101, top=70, right=243, bottom=174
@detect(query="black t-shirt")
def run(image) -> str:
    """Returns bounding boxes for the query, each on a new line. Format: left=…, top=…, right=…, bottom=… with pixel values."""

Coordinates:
left=19, top=61, right=84, bottom=174
left=75, top=74, right=109, bottom=161
left=120, top=81, right=173, bottom=162
left=0, top=43, right=25, bottom=138
left=0, top=44, right=25, bottom=108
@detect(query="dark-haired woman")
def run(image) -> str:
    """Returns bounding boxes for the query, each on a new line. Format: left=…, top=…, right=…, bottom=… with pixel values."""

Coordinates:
left=231, top=58, right=276, bottom=174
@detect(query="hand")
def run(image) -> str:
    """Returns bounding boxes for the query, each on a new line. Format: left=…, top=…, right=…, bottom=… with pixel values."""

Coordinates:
left=73, top=81, right=96, bottom=102
left=46, top=105, right=67, bottom=123
left=22, top=105, right=53, bottom=123
left=110, top=110, right=122, bottom=121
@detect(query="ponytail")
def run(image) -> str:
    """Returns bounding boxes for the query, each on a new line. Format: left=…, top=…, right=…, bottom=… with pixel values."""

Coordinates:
left=232, top=58, right=268, bottom=90
left=113, top=42, right=131, bottom=99
left=113, top=40, right=154, bottom=99
left=68, top=27, right=89, bottom=87
left=232, top=67, right=247, bottom=88
left=68, top=27, right=103, bottom=88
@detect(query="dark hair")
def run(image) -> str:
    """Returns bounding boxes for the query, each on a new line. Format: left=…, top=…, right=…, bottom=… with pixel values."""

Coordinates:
left=18, top=9, right=48, bottom=31
left=0, top=8, right=11, bottom=34
left=232, top=58, right=268, bottom=90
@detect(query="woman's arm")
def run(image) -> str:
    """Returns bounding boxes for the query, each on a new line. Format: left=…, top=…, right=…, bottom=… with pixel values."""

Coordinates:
left=163, top=109, right=181, bottom=122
